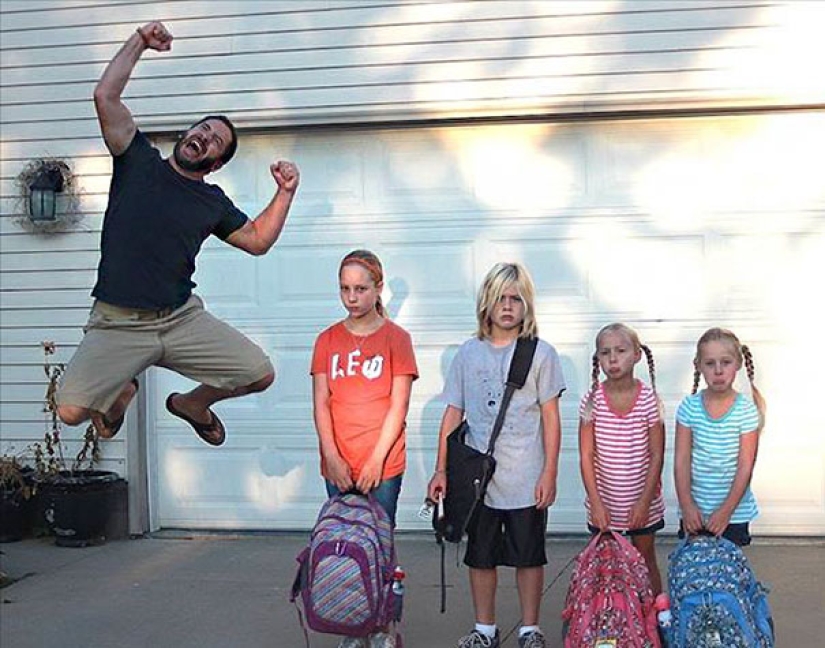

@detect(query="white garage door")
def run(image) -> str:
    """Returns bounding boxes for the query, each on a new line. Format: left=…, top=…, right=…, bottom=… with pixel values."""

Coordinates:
left=147, top=112, right=825, bottom=534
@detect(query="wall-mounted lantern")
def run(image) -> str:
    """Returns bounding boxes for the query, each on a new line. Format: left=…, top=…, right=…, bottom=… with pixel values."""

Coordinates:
left=15, top=159, right=80, bottom=232
left=28, top=164, right=65, bottom=222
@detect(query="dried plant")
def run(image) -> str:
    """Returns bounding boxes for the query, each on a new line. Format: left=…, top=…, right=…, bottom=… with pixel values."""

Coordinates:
left=0, top=453, right=33, bottom=503
left=34, top=341, right=100, bottom=479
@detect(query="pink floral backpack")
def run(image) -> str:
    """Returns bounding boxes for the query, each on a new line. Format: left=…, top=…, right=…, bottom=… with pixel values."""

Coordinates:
left=562, top=531, right=661, bottom=648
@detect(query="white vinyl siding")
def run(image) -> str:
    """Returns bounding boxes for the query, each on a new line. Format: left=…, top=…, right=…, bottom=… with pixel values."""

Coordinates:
left=3, top=1, right=824, bottom=139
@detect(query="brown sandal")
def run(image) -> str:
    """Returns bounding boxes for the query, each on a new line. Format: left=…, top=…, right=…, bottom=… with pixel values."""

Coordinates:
left=95, top=378, right=139, bottom=439
left=165, top=393, right=226, bottom=447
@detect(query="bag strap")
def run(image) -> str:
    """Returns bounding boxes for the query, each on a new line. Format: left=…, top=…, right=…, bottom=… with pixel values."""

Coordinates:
left=507, top=335, right=538, bottom=389
left=485, top=336, right=538, bottom=455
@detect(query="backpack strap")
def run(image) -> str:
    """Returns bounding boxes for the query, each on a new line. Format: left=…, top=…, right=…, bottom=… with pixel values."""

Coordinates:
left=291, top=549, right=312, bottom=648
left=580, top=530, right=642, bottom=564
left=606, top=529, right=640, bottom=555
left=485, top=337, right=538, bottom=455
left=293, top=605, right=311, bottom=648
left=439, top=541, right=446, bottom=614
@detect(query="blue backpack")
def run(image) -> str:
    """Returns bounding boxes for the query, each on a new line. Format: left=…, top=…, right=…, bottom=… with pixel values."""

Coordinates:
left=666, top=536, right=774, bottom=647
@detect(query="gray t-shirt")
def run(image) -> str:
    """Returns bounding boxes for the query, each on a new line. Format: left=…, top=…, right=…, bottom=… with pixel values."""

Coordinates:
left=442, top=337, right=566, bottom=509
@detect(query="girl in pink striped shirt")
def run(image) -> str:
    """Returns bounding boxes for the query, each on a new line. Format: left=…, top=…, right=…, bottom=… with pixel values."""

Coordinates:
left=578, top=323, right=666, bottom=594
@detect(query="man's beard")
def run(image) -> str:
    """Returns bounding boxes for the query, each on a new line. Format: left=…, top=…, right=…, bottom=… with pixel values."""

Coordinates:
left=173, top=139, right=218, bottom=173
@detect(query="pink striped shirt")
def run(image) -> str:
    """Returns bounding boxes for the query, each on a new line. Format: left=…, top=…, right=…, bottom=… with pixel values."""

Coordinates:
left=579, top=381, right=665, bottom=530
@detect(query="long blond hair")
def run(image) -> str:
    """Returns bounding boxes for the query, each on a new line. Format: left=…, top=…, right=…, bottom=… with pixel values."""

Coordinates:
left=692, top=327, right=766, bottom=432
left=582, top=323, right=661, bottom=422
left=475, top=262, right=538, bottom=340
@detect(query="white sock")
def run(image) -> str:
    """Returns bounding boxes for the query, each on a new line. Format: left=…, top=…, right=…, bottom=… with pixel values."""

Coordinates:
left=519, top=625, right=540, bottom=637
left=475, top=623, right=497, bottom=638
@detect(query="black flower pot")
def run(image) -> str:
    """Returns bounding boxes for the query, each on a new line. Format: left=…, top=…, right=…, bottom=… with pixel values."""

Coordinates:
left=0, top=467, right=36, bottom=542
left=40, top=470, right=124, bottom=547
left=0, top=493, right=29, bottom=542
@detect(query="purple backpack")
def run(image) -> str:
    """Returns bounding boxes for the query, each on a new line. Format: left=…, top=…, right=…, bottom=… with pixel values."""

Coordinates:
left=291, top=493, right=399, bottom=640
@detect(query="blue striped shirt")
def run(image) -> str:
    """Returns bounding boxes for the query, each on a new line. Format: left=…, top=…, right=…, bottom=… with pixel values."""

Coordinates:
left=676, top=392, right=760, bottom=523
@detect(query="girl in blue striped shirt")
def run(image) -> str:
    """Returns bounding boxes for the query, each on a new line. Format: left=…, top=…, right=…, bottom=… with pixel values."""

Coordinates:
left=674, top=328, right=766, bottom=546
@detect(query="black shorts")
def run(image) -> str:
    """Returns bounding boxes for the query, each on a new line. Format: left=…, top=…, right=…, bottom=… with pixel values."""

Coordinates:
left=587, top=518, right=665, bottom=537
left=464, top=504, right=547, bottom=569
left=678, top=520, right=752, bottom=547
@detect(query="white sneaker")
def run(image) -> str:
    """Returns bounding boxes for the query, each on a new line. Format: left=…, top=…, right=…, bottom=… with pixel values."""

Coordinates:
left=337, top=638, right=367, bottom=648
left=369, top=632, right=397, bottom=648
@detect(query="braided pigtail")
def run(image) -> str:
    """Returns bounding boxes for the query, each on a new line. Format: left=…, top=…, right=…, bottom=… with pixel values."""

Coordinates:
left=640, top=343, right=665, bottom=420
left=691, top=364, right=702, bottom=395
left=640, top=343, right=656, bottom=393
left=582, top=352, right=601, bottom=422
left=741, top=344, right=767, bottom=432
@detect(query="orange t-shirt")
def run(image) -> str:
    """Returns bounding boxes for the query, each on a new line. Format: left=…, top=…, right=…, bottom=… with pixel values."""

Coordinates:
left=311, top=319, right=418, bottom=481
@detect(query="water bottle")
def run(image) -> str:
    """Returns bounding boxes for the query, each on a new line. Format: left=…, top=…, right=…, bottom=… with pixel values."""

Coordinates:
left=655, top=592, right=672, bottom=646
left=392, top=566, right=405, bottom=621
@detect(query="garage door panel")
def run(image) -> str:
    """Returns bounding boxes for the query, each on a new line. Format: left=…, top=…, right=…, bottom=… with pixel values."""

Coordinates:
left=273, top=245, right=346, bottom=303
left=754, top=451, right=824, bottom=508
left=373, top=132, right=472, bottom=204
left=554, top=343, right=594, bottom=401
left=405, top=342, right=456, bottom=408
left=198, top=245, right=345, bottom=322
left=196, top=247, right=260, bottom=308
left=156, top=437, right=322, bottom=529
left=594, top=123, right=706, bottom=200
left=570, top=233, right=709, bottom=319
left=551, top=451, right=588, bottom=516
left=268, top=347, right=316, bottom=409
left=717, top=232, right=823, bottom=314
left=290, top=140, right=367, bottom=210
left=755, top=448, right=825, bottom=535
left=211, top=153, right=260, bottom=208
left=378, top=240, right=477, bottom=316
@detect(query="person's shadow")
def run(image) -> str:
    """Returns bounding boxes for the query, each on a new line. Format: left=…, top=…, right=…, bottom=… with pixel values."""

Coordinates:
left=386, top=276, right=408, bottom=320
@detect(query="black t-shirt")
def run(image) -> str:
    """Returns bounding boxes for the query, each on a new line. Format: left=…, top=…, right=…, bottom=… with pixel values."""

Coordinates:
left=91, top=130, right=248, bottom=309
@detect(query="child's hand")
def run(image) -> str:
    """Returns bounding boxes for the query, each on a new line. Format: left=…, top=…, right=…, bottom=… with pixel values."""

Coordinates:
left=590, top=501, right=611, bottom=530
left=628, top=500, right=651, bottom=530
left=427, top=471, right=446, bottom=502
left=706, top=507, right=733, bottom=536
left=535, top=470, right=557, bottom=509
left=355, top=457, right=384, bottom=493
left=682, top=503, right=704, bottom=535
left=325, top=453, right=354, bottom=492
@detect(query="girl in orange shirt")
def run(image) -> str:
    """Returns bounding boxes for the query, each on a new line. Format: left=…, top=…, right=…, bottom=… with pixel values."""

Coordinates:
left=311, top=249, right=419, bottom=527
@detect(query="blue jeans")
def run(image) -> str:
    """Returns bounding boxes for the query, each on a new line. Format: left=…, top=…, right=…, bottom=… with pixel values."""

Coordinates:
left=325, top=474, right=403, bottom=527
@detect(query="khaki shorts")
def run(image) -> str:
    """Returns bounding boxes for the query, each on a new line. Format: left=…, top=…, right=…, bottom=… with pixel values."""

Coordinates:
left=56, top=295, right=273, bottom=413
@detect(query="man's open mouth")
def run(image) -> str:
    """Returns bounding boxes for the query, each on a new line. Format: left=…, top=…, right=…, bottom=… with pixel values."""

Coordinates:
left=186, top=137, right=205, bottom=155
